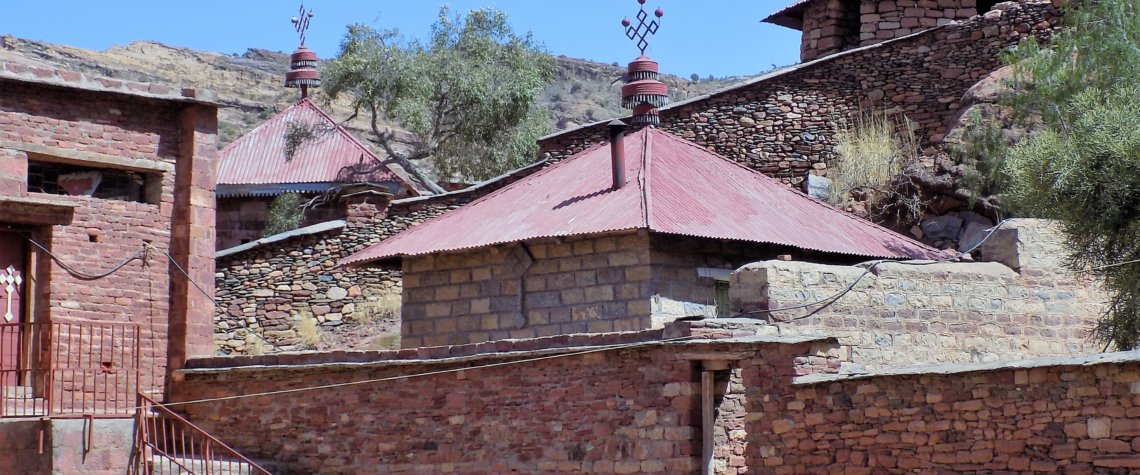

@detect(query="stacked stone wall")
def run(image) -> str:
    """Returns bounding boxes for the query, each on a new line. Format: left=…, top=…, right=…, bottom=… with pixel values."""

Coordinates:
left=0, top=69, right=218, bottom=398
left=541, top=1, right=1060, bottom=185
left=213, top=172, right=531, bottom=354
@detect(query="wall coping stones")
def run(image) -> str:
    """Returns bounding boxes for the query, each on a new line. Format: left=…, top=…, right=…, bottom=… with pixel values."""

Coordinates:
left=388, top=158, right=549, bottom=209
left=216, top=220, right=346, bottom=259
left=796, top=349, right=1140, bottom=385
left=0, top=59, right=223, bottom=106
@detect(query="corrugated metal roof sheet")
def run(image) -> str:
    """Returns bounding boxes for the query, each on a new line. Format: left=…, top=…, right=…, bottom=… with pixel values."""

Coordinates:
left=762, top=0, right=816, bottom=29
left=217, top=98, right=408, bottom=187
left=341, top=128, right=943, bottom=266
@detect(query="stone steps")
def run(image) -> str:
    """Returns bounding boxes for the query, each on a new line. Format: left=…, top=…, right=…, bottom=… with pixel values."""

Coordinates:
left=148, top=454, right=266, bottom=475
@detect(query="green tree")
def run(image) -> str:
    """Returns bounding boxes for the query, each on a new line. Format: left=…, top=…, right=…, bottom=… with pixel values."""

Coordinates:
left=323, top=7, right=556, bottom=193
left=996, top=0, right=1140, bottom=348
left=263, top=193, right=304, bottom=237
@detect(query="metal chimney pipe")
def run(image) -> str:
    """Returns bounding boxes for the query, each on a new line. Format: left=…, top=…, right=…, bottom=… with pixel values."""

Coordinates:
left=608, top=120, right=627, bottom=190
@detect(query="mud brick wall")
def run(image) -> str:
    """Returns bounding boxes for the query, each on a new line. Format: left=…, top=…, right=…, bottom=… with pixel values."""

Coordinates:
left=746, top=352, right=1140, bottom=473
left=730, top=220, right=1107, bottom=368
left=0, top=63, right=218, bottom=398
left=540, top=1, right=1060, bottom=185
left=171, top=336, right=832, bottom=474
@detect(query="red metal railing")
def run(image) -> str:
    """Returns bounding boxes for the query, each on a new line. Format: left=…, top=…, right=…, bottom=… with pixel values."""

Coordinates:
left=136, top=394, right=273, bottom=475
left=0, top=320, right=141, bottom=418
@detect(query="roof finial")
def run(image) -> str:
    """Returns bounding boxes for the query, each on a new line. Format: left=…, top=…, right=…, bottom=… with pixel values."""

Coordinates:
left=285, top=3, right=320, bottom=100
left=619, top=0, right=668, bottom=127
left=291, top=3, right=315, bottom=46
left=621, top=0, right=664, bottom=55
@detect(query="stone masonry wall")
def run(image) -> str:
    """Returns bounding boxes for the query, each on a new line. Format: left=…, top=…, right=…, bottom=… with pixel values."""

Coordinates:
left=745, top=352, right=1140, bottom=473
left=0, top=67, right=218, bottom=399
left=214, top=169, right=535, bottom=354
left=729, top=219, right=1107, bottom=368
left=541, top=1, right=1060, bottom=185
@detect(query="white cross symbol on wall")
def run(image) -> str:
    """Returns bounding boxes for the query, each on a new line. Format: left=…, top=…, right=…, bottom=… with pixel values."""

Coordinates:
left=1, top=265, right=22, bottom=322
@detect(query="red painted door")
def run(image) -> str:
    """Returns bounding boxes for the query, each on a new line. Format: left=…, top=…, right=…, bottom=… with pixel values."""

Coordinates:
left=0, top=231, right=26, bottom=387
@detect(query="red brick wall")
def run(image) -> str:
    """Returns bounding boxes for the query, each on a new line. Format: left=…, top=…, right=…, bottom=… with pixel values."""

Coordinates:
left=744, top=355, right=1140, bottom=473
left=0, top=75, right=217, bottom=399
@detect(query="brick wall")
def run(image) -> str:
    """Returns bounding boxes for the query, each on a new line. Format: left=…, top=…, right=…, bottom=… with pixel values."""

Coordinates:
left=745, top=352, right=1140, bottom=473
left=170, top=334, right=830, bottom=474
left=729, top=219, right=1107, bottom=368
left=541, top=1, right=1059, bottom=185
left=0, top=65, right=218, bottom=398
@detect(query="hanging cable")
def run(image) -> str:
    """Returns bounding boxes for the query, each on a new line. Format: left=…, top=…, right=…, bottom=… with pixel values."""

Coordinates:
left=143, top=243, right=279, bottom=349
left=26, top=238, right=147, bottom=281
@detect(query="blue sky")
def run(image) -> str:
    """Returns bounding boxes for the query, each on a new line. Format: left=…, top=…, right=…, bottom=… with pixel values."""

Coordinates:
left=1, top=1, right=801, bottom=78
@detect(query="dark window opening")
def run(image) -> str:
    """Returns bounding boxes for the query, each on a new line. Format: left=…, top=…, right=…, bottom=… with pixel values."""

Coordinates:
left=715, top=281, right=731, bottom=318
left=840, top=0, right=861, bottom=48
left=28, top=161, right=159, bottom=204
left=977, top=0, right=1000, bottom=13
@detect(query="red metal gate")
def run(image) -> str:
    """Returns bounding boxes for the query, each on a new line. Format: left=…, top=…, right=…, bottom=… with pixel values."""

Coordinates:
left=0, top=231, right=26, bottom=388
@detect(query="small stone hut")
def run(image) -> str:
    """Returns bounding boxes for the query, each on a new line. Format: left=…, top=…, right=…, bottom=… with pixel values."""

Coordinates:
left=764, top=0, right=1005, bottom=61
left=343, top=126, right=942, bottom=348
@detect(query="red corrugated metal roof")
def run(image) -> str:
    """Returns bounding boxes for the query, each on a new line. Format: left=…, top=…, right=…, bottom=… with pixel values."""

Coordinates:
left=763, top=0, right=815, bottom=29
left=217, top=98, right=406, bottom=186
left=342, top=128, right=943, bottom=266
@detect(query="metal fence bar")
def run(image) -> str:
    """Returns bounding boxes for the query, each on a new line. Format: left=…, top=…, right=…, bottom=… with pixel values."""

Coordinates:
left=135, top=394, right=273, bottom=475
left=0, top=320, right=141, bottom=419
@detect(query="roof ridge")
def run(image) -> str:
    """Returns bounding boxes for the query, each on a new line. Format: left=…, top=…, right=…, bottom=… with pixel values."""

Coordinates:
left=341, top=143, right=610, bottom=265
left=639, top=128, right=653, bottom=229
left=296, top=98, right=386, bottom=167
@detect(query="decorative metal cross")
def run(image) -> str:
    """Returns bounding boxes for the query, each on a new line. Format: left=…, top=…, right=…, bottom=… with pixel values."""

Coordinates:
left=622, top=0, right=664, bottom=55
left=291, top=3, right=315, bottom=46
left=1, top=265, right=21, bottom=322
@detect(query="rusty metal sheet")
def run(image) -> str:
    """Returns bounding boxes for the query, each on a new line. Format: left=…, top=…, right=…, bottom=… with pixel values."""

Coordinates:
left=342, top=128, right=942, bottom=266
left=217, top=98, right=403, bottom=186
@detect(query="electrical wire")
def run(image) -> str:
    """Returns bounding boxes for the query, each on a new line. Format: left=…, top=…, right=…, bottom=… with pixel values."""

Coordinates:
left=148, top=334, right=699, bottom=411
left=26, top=238, right=148, bottom=281
left=143, top=243, right=278, bottom=348
left=739, top=219, right=1013, bottom=322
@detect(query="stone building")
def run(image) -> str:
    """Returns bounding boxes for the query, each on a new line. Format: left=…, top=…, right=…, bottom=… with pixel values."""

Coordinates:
left=0, top=59, right=219, bottom=471
left=214, top=44, right=416, bottom=250
left=765, top=0, right=1005, bottom=62
left=343, top=126, right=940, bottom=348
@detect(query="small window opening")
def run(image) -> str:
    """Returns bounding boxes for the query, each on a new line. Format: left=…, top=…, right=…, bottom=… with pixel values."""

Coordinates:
left=714, top=281, right=731, bottom=318
left=28, top=161, right=159, bottom=204
left=87, top=234, right=99, bottom=243
left=977, top=0, right=1000, bottom=13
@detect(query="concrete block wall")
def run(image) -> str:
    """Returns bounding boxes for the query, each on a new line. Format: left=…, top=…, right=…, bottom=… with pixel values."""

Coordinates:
left=729, top=219, right=1107, bottom=368
left=400, top=232, right=656, bottom=347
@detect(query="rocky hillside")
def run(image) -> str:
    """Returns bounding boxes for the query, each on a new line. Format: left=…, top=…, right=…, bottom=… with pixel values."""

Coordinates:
left=0, top=36, right=746, bottom=146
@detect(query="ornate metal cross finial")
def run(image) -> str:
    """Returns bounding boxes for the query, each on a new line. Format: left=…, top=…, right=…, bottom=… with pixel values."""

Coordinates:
left=291, top=3, right=315, bottom=46
left=621, top=0, right=664, bottom=55
left=1, top=265, right=21, bottom=322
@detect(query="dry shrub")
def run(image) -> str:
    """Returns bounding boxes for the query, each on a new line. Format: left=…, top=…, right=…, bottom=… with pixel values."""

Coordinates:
left=829, top=110, right=921, bottom=220
left=293, top=311, right=322, bottom=349
left=244, top=336, right=270, bottom=356
left=352, top=291, right=402, bottom=323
